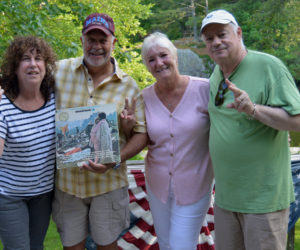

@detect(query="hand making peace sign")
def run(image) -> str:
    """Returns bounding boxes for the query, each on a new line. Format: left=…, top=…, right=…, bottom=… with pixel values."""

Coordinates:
left=120, top=97, right=137, bottom=139
left=225, top=79, right=255, bottom=117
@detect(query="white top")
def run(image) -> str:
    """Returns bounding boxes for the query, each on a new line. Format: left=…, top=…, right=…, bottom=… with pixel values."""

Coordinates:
left=0, top=93, right=56, bottom=196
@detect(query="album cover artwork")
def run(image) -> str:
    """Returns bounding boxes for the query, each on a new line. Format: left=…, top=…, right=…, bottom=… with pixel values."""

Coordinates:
left=55, top=104, right=120, bottom=169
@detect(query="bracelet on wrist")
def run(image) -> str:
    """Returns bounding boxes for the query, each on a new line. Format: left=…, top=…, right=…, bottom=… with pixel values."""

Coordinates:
left=247, top=103, right=256, bottom=120
left=112, top=162, right=121, bottom=170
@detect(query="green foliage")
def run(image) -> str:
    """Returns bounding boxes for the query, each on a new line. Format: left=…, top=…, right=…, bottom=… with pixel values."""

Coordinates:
left=0, top=0, right=82, bottom=59
left=1, top=0, right=299, bottom=86
left=119, top=51, right=155, bottom=89
left=130, top=148, right=147, bottom=160
left=296, top=221, right=300, bottom=250
left=130, top=154, right=145, bottom=161
left=290, top=131, right=300, bottom=147
left=205, top=0, right=300, bottom=83
left=141, top=0, right=299, bottom=83
left=140, top=0, right=207, bottom=40
left=244, top=0, right=300, bottom=82
left=0, top=0, right=154, bottom=89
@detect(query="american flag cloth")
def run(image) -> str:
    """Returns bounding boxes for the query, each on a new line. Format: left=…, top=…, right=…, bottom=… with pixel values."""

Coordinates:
left=288, top=154, right=300, bottom=232
left=86, top=161, right=215, bottom=250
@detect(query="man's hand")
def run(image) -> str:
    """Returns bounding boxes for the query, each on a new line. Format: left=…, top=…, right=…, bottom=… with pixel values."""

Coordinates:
left=225, top=79, right=255, bottom=116
left=81, top=160, right=115, bottom=173
left=225, top=79, right=300, bottom=131
left=120, top=97, right=137, bottom=139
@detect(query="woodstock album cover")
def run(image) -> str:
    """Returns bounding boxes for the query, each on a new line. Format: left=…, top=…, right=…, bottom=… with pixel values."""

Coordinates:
left=55, top=104, right=120, bottom=169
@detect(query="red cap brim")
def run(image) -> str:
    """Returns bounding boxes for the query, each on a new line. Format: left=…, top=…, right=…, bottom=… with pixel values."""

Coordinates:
left=82, top=25, right=111, bottom=35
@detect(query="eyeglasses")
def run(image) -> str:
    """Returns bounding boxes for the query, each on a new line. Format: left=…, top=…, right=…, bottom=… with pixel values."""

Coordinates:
left=215, top=80, right=228, bottom=106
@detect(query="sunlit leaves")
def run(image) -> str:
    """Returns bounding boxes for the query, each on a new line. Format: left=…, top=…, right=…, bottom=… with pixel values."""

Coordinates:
left=0, top=0, right=153, bottom=88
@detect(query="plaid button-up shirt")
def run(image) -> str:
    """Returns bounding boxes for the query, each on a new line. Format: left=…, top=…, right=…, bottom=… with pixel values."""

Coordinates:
left=55, top=56, right=146, bottom=198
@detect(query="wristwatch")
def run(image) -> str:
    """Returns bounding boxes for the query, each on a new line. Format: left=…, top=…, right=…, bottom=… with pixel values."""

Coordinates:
left=112, top=162, right=121, bottom=170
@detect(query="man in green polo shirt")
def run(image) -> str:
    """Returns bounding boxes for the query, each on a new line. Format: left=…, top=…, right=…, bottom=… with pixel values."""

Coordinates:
left=201, top=9, right=300, bottom=250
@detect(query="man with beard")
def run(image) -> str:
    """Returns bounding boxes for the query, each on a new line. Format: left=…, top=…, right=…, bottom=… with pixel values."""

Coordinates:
left=53, top=13, right=147, bottom=250
left=200, top=9, right=300, bottom=250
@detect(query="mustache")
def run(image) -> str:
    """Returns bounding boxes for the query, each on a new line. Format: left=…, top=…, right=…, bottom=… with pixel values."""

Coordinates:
left=89, top=49, right=105, bottom=54
left=212, top=46, right=227, bottom=52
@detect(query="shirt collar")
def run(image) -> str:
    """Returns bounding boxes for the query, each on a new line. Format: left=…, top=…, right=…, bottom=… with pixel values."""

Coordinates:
left=72, top=56, right=125, bottom=81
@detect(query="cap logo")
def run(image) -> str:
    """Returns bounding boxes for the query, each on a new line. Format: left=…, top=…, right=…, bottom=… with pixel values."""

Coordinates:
left=82, top=13, right=115, bottom=35
left=84, top=16, right=109, bottom=29
left=206, top=14, right=213, bottom=19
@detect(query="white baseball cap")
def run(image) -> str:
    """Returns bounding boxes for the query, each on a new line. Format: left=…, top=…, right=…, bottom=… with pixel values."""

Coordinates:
left=200, top=10, right=238, bottom=34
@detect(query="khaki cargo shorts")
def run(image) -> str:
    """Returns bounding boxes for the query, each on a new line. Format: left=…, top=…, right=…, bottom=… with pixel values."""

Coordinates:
left=52, top=186, right=130, bottom=247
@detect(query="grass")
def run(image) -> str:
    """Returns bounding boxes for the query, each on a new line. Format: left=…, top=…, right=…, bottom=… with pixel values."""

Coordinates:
left=296, top=221, right=300, bottom=249
left=44, top=219, right=61, bottom=249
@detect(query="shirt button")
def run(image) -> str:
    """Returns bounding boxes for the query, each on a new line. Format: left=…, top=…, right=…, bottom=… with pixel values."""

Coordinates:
left=169, top=114, right=173, bottom=118
left=170, top=153, right=174, bottom=157
left=170, top=133, right=174, bottom=137
left=169, top=172, right=172, bottom=176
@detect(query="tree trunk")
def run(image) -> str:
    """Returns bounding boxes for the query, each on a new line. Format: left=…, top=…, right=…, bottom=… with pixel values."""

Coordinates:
left=191, top=0, right=198, bottom=41
left=205, top=0, right=209, bottom=14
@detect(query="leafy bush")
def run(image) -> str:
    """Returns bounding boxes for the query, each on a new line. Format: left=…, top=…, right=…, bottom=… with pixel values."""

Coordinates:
left=290, top=131, right=300, bottom=147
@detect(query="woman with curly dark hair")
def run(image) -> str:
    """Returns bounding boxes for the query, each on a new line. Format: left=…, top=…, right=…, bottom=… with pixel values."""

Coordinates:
left=0, top=36, right=56, bottom=250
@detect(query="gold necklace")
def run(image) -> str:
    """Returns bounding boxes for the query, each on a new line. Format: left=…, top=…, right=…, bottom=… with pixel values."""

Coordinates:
left=155, top=76, right=188, bottom=110
left=155, top=84, right=178, bottom=110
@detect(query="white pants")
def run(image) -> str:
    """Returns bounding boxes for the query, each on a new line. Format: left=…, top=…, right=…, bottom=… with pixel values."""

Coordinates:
left=146, top=182, right=211, bottom=250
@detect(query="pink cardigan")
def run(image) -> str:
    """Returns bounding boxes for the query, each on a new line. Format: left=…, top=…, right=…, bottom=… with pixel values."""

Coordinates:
left=143, top=77, right=213, bottom=205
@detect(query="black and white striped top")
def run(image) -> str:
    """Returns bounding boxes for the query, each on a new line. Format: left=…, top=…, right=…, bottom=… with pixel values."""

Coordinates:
left=0, top=93, right=55, bottom=196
